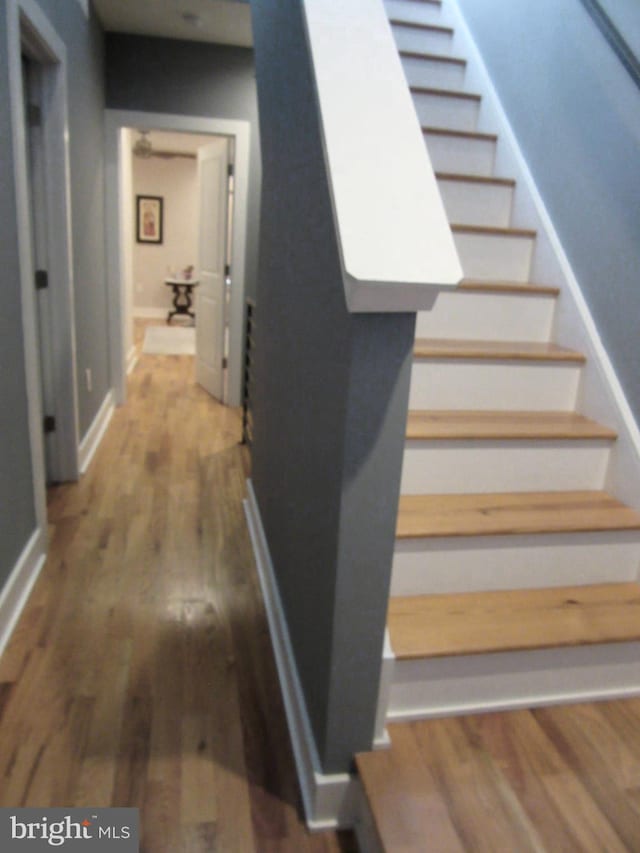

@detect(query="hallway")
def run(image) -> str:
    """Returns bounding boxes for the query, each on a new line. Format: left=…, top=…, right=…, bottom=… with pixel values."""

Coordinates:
left=0, top=332, right=355, bottom=852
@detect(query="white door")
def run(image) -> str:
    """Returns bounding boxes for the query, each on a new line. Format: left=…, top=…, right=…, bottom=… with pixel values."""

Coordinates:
left=196, top=140, right=229, bottom=401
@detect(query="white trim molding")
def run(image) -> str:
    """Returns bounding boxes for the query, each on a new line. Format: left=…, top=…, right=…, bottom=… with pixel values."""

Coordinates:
left=78, top=389, right=115, bottom=474
left=302, top=0, right=462, bottom=311
left=105, top=109, right=251, bottom=409
left=373, top=630, right=393, bottom=750
left=126, top=345, right=138, bottom=376
left=133, top=307, right=168, bottom=319
left=244, top=480, right=360, bottom=830
left=0, top=528, right=46, bottom=662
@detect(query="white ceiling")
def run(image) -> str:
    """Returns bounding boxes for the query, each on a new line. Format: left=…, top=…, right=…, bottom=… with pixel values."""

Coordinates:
left=128, top=129, right=226, bottom=155
left=93, top=0, right=253, bottom=48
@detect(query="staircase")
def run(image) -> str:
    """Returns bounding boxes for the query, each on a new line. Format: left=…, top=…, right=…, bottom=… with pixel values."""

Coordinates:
left=356, top=0, right=640, bottom=847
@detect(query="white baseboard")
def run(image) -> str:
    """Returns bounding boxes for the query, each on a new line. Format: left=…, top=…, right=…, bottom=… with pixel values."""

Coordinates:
left=78, top=389, right=115, bottom=475
left=126, top=345, right=138, bottom=375
left=0, top=527, right=46, bottom=661
left=243, top=480, right=359, bottom=831
left=133, top=307, right=168, bottom=319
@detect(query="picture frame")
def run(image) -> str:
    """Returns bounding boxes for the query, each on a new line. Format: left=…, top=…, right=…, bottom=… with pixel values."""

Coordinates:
left=136, top=195, right=163, bottom=244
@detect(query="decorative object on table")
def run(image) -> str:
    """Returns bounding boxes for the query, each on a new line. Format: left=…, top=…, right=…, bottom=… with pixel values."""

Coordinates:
left=182, top=265, right=194, bottom=280
left=165, top=276, right=199, bottom=324
left=136, top=195, right=163, bottom=244
left=142, top=325, right=196, bottom=355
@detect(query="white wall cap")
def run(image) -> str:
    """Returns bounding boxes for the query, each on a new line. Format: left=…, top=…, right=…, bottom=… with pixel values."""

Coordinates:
left=303, top=0, right=462, bottom=311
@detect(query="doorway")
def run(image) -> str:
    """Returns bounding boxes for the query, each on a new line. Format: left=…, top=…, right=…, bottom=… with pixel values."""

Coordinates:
left=8, top=0, right=80, bottom=532
left=120, top=128, right=234, bottom=402
left=105, top=110, right=251, bottom=409
left=21, top=54, right=56, bottom=481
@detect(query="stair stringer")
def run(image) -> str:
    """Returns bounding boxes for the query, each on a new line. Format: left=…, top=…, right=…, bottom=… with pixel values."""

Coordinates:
left=445, top=0, right=640, bottom=513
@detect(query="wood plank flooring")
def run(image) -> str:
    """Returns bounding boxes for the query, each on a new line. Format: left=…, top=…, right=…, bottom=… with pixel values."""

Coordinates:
left=358, top=701, right=640, bottom=852
left=0, top=323, right=356, bottom=852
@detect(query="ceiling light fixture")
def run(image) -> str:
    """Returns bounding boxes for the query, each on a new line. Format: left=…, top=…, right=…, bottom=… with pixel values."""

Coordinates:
left=133, top=131, right=153, bottom=159
left=181, top=12, right=203, bottom=27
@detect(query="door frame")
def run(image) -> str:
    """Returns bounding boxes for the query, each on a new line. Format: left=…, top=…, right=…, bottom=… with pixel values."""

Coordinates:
left=105, top=110, right=251, bottom=407
left=7, top=0, right=80, bottom=532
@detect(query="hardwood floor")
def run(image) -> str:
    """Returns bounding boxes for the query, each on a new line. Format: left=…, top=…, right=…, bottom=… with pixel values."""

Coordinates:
left=358, top=701, right=640, bottom=852
left=0, top=329, right=356, bottom=852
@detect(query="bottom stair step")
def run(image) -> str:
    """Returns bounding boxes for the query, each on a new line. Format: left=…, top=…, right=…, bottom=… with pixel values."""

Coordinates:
left=386, top=583, right=640, bottom=721
left=357, top=704, right=640, bottom=852
left=388, top=582, right=640, bottom=659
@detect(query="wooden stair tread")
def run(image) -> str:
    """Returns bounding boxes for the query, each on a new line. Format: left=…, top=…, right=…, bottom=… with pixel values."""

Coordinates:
left=458, top=278, right=560, bottom=295
left=413, top=338, right=586, bottom=362
left=423, top=125, right=497, bottom=142
left=388, top=582, right=640, bottom=658
left=406, top=410, right=617, bottom=441
left=411, top=85, right=481, bottom=102
left=400, top=50, right=466, bottom=67
left=390, top=19, right=453, bottom=34
left=451, top=222, right=536, bottom=238
left=356, top=724, right=465, bottom=852
left=396, top=490, right=640, bottom=539
left=436, top=171, right=515, bottom=187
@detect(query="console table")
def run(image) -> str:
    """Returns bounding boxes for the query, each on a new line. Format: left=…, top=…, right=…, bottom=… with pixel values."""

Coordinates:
left=164, top=278, right=199, bottom=324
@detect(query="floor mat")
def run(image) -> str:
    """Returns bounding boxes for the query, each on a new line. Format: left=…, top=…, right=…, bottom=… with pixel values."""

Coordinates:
left=142, top=325, right=196, bottom=355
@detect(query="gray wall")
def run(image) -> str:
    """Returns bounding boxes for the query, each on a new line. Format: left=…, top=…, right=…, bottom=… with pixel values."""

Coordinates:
left=0, top=6, right=36, bottom=580
left=599, top=0, right=640, bottom=61
left=34, top=0, right=110, bottom=438
left=0, top=2, right=107, bottom=581
left=105, top=34, right=261, bottom=301
left=458, top=0, right=640, bottom=426
left=251, top=0, right=415, bottom=773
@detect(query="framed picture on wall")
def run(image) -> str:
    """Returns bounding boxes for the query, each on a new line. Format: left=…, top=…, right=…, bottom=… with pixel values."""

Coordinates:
left=136, top=195, right=163, bottom=244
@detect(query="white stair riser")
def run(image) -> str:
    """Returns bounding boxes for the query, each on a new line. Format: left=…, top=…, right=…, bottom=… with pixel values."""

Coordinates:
left=387, top=642, right=640, bottom=721
left=409, top=360, right=581, bottom=410
left=401, top=55, right=465, bottom=90
left=385, top=0, right=445, bottom=26
left=401, top=440, right=611, bottom=495
left=438, top=179, right=513, bottom=228
left=415, top=291, right=556, bottom=341
left=412, top=91, right=479, bottom=132
left=392, top=531, right=640, bottom=596
left=453, top=230, right=535, bottom=282
left=392, top=25, right=453, bottom=55
left=425, top=133, right=496, bottom=177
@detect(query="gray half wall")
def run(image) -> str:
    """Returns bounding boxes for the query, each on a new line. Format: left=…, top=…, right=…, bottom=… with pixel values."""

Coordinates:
left=105, top=34, right=261, bottom=302
left=457, top=0, right=640, bottom=427
left=250, top=0, right=416, bottom=774
left=0, top=3, right=36, bottom=580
